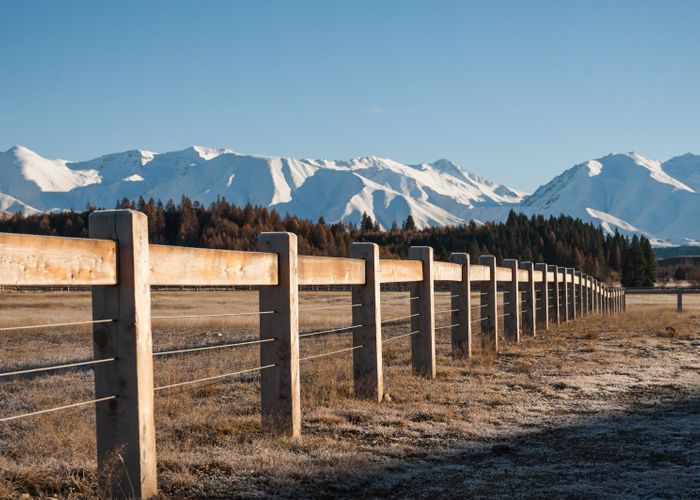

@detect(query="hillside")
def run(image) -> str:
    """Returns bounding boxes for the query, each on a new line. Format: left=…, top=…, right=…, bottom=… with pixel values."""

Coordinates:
left=1, top=146, right=699, bottom=245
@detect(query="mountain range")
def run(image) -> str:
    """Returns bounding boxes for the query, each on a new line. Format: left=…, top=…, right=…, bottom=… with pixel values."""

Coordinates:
left=1, top=145, right=698, bottom=246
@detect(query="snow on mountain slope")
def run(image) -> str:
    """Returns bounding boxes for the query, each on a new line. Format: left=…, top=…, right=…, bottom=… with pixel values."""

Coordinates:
left=663, top=153, right=700, bottom=192
left=0, top=145, right=522, bottom=229
left=521, top=152, right=700, bottom=245
left=2, top=145, right=699, bottom=245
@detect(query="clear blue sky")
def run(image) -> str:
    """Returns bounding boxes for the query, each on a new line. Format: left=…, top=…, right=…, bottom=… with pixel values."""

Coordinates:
left=1, top=0, right=699, bottom=191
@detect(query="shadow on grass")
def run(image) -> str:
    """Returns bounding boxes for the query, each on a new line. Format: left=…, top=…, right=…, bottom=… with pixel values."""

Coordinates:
left=189, top=394, right=700, bottom=499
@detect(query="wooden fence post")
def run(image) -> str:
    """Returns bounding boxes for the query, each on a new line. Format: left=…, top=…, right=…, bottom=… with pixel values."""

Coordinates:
left=549, top=265, right=560, bottom=325
left=561, top=267, right=570, bottom=322
left=567, top=268, right=577, bottom=320
left=521, top=261, right=536, bottom=336
left=409, top=247, right=435, bottom=379
left=90, top=209, right=157, bottom=499
left=503, top=259, right=520, bottom=343
left=351, top=242, right=383, bottom=402
left=258, top=232, right=301, bottom=437
left=480, top=255, right=498, bottom=352
left=535, top=263, right=549, bottom=330
left=449, top=253, right=471, bottom=359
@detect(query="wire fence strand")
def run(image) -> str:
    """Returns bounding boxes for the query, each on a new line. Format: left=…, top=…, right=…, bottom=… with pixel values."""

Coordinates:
left=300, top=345, right=363, bottom=362
left=299, top=324, right=363, bottom=339
left=435, top=308, right=459, bottom=314
left=299, top=303, right=362, bottom=312
left=153, top=338, right=276, bottom=357
left=435, top=323, right=460, bottom=331
left=381, top=296, right=419, bottom=305
left=0, top=395, right=117, bottom=423
left=383, top=330, right=419, bottom=343
left=381, top=313, right=419, bottom=325
left=154, top=364, right=276, bottom=392
left=0, top=318, right=116, bottom=333
left=0, top=357, right=116, bottom=379
left=152, top=311, right=274, bottom=320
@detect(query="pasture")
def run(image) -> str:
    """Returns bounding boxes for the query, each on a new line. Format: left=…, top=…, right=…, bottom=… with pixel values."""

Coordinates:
left=1, top=290, right=698, bottom=498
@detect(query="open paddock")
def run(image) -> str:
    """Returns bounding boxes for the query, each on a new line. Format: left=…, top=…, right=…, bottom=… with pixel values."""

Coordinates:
left=1, top=290, right=698, bottom=498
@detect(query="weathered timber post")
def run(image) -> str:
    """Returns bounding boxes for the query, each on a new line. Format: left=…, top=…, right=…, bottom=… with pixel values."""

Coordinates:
left=449, top=253, right=471, bottom=358
left=480, top=255, right=498, bottom=352
left=90, top=209, right=158, bottom=499
left=561, top=267, right=570, bottom=322
left=567, top=268, right=577, bottom=320
left=409, top=247, right=436, bottom=378
left=521, top=261, right=536, bottom=336
left=503, top=259, right=521, bottom=343
left=535, top=263, right=549, bottom=330
left=623, top=289, right=626, bottom=312
left=575, top=271, right=583, bottom=317
left=351, top=242, right=383, bottom=402
left=582, top=274, right=589, bottom=315
left=549, top=265, right=560, bottom=325
left=258, top=232, right=301, bottom=437
left=588, top=277, right=594, bottom=314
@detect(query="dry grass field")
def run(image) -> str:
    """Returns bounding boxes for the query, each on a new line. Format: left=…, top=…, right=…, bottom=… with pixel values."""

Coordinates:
left=0, top=290, right=698, bottom=498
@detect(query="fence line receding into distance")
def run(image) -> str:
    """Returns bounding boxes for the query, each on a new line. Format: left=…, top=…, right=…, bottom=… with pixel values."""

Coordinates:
left=0, top=209, right=628, bottom=499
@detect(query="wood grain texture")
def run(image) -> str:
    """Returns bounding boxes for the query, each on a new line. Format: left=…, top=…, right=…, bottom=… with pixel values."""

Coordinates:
left=298, top=255, right=365, bottom=285
left=379, top=259, right=423, bottom=283
left=149, top=244, right=277, bottom=286
left=496, top=267, right=513, bottom=282
left=351, top=243, right=383, bottom=402
left=258, top=233, right=301, bottom=437
left=89, top=210, right=157, bottom=498
left=479, top=255, right=499, bottom=353
left=0, top=232, right=117, bottom=286
left=449, top=253, right=471, bottom=359
left=469, top=264, right=490, bottom=282
left=433, top=261, right=462, bottom=282
left=409, top=247, right=436, bottom=379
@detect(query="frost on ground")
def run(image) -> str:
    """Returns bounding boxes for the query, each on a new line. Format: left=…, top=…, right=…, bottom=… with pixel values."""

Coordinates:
left=0, top=294, right=698, bottom=498
left=178, top=307, right=699, bottom=499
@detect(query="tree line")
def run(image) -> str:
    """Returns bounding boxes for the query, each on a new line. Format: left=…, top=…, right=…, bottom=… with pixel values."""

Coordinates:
left=0, top=196, right=656, bottom=285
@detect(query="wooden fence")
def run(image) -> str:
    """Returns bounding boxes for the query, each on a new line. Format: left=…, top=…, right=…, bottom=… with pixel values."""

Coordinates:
left=0, top=210, right=627, bottom=498
left=625, top=287, right=700, bottom=312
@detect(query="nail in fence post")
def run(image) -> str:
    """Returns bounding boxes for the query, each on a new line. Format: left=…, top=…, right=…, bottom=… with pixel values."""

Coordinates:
left=561, top=267, right=570, bottom=322
left=480, top=255, right=499, bottom=353
left=549, top=265, right=560, bottom=325
left=567, top=268, right=577, bottom=320
left=409, top=247, right=435, bottom=378
left=535, top=263, right=549, bottom=330
left=258, top=232, right=301, bottom=437
left=351, top=242, right=383, bottom=402
left=503, top=259, right=520, bottom=343
left=520, top=261, right=536, bottom=336
left=449, top=253, right=471, bottom=359
left=89, top=209, right=157, bottom=499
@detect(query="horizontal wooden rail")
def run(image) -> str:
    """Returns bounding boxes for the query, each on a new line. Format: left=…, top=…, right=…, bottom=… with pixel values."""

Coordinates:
left=0, top=232, right=117, bottom=286
left=379, top=259, right=423, bottom=283
left=469, top=264, right=490, bottom=281
left=298, top=256, right=365, bottom=285
left=149, top=244, right=278, bottom=286
left=433, top=261, right=462, bottom=282
left=496, top=267, right=512, bottom=282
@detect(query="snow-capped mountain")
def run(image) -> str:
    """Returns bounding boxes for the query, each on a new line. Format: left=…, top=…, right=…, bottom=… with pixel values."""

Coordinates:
left=1, top=145, right=699, bottom=245
left=0, top=145, right=525, bottom=230
left=519, top=152, right=700, bottom=246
